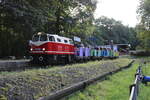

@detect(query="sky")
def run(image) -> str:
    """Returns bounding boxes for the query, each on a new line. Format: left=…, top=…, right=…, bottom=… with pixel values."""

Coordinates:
left=94, top=0, right=140, bottom=27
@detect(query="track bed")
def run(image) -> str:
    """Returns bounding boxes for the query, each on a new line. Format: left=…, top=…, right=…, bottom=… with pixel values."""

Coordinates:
left=0, top=58, right=132, bottom=100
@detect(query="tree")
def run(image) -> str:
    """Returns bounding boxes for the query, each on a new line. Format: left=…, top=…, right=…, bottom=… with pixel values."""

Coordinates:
left=137, top=0, right=150, bottom=51
left=1, top=0, right=51, bottom=57
left=93, top=16, right=138, bottom=49
left=0, top=0, right=97, bottom=57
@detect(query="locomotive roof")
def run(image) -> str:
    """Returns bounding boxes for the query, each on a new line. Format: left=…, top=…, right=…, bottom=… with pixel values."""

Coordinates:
left=47, top=34, right=72, bottom=40
left=35, top=32, right=72, bottom=40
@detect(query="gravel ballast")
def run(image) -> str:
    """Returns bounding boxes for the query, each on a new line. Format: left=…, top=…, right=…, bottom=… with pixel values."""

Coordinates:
left=0, top=58, right=132, bottom=100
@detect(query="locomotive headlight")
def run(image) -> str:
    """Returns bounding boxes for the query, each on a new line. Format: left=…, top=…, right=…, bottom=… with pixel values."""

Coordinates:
left=42, top=48, right=45, bottom=51
left=30, top=48, right=33, bottom=51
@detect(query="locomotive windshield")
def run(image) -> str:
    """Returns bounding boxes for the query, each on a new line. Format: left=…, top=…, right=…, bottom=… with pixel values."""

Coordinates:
left=32, top=35, right=39, bottom=42
left=32, top=34, right=48, bottom=42
left=40, top=34, right=47, bottom=41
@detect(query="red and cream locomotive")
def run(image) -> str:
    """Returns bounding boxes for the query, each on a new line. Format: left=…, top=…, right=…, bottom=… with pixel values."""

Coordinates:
left=29, top=32, right=75, bottom=64
left=29, top=32, right=120, bottom=64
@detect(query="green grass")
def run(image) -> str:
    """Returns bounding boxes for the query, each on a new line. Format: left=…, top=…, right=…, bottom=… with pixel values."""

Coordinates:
left=65, top=58, right=150, bottom=100
left=138, top=61, right=150, bottom=100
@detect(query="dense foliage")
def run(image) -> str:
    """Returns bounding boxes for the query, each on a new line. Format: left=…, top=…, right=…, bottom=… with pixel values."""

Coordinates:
left=0, top=0, right=97, bottom=57
left=137, top=0, right=150, bottom=51
left=89, top=16, right=138, bottom=49
left=1, top=0, right=139, bottom=57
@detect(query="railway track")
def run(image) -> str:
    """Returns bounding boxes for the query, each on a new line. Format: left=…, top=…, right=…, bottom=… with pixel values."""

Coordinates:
left=0, top=58, right=117, bottom=72
left=0, top=60, right=33, bottom=71
left=0, top=59, right=78, bottom=72
left=0, top=60, right=75, bottom=72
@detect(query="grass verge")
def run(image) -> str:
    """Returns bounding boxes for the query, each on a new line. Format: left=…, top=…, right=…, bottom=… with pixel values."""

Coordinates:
left=138, top=59, right=150, bottom=100
left=65, top=58, right=150, bottom=100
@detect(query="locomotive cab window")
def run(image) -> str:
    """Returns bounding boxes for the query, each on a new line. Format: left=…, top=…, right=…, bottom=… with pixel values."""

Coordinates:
left=32, top=35, right=39, bottom=42
left=69, top=40, right=74, bottom=44
left=49, top=36, right=55, bottom=42
left=40, top=35, right=48, bottom=41
left=64, top=40, right=68, bottom=43
left=57, top=38, right=61, bottom=42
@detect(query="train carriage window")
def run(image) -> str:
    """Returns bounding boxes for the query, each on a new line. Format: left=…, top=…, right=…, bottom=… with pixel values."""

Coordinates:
left=69, top=40, right=74, bottom=44
left=49, top=36, right=55, bottom=42
left=64, top=40, right=68, bottom=43
left=57, top=38, right=61, bottom=42
left=40, top=35, right=47, bottom=41
left=32, top=35, right=39, bottom=42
